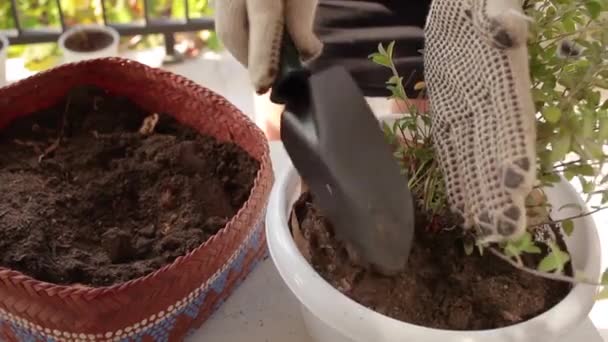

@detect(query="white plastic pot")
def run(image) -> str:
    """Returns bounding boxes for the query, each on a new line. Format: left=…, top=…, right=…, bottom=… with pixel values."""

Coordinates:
left=0, top=34, right=9, bottom=87
left=58, top=24, right=119, bottom=64
left=266, top=115, right=603, bottom=342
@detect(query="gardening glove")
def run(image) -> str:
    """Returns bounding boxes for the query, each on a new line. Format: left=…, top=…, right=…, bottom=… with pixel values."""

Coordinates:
left=424, top=0, right=537, bottom=243
left=215, top=0, right=323, bottom=94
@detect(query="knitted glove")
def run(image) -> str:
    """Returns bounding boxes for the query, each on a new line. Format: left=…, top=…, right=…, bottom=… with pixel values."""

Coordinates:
left=215, top=0, right=323, bottom=94
left=424, top=0, right=537, bottom=242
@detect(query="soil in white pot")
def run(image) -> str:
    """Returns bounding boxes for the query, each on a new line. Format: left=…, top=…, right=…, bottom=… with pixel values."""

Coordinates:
left=290, top=191, right=572, bottom=330
left=64, top=30, right=114, bottom=52
left=0, top=86, right=259, bottom=286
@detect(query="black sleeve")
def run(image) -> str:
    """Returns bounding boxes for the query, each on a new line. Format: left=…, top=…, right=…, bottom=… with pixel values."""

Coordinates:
left=309, top=0, right=432, bottom=98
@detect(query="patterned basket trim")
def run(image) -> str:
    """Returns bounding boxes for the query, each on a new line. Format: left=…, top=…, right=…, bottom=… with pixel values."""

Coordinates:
left=0, top=214, right=267, bottom=341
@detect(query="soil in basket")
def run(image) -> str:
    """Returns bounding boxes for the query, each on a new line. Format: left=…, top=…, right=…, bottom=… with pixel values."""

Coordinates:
left=64, top=31, right=114, bottom=52
left=291, top=192, right=572, bottom=330
left=0, top=86, right=259, bottom=287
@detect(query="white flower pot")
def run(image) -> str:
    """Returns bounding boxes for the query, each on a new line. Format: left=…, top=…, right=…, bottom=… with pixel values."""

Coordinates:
left=0, top=34, right=9, bottom=87
left=265, top=115, right=603, bottom=342
left=58, top=24, right=119, bottom=64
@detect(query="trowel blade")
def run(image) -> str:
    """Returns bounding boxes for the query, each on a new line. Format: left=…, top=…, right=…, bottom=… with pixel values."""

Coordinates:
left=283, top=65, right=416, bottom=274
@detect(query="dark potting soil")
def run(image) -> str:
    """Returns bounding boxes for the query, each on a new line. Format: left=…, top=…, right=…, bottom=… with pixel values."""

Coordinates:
left=0, top=86, right=259, bottom=287
left=291, top=192, right=572, bottom=330
left=64, top=31, right=114, bottom=52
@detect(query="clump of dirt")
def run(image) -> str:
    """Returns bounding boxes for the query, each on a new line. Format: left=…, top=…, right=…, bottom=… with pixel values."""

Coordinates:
left=291, top=191, right=572, bottom=330
left=0, top=85, right=259, bottom=287
left=64, top=31, right=114, bottom=52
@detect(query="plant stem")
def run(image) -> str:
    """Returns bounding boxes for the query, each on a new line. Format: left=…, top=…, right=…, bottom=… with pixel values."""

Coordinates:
left=528, top=206, right=608, bottom=229
left=554, top=159, right=597, bottom=168
left=551, top=161, right=604, bottom=173
left=558, top=206, right=606, bottom=223
left=538, top=24, right=603, bottom=44
left=489, top=247, right=601, bottom=285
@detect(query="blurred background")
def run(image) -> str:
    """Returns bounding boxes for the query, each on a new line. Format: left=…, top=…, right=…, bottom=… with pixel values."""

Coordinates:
left=0, top=0, right=262, bottom=124
left=0, top=0, right=220, bottom=71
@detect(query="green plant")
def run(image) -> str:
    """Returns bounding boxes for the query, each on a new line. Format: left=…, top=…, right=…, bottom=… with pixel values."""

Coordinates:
left=373, top=42, right=447, bottom=223
left=371, top=0, right=608, bottom=299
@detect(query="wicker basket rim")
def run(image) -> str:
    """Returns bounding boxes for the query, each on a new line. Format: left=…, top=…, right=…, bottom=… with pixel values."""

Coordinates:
left=0, top=57, right=274, bottom=298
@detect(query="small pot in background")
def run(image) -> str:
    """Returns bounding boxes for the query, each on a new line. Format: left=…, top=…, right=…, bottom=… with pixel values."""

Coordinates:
left=0, top=34, right=9, bottom=87
left=58, top=24, right=119, bottom=64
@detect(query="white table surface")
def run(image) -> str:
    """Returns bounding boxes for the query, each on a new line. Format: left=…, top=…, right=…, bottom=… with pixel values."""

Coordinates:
left=187, top=141, right=605, bottom=342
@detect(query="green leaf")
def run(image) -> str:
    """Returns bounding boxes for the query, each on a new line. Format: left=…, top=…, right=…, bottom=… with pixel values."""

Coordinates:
left=377, top=43, right=387, bottom=56
left=386, top=85, right=401, bottom=99
left=599, top=118, right=608, bottom=140
left=541, top=171, right=562, bottom=184
left=387, top=76, right=402, bottom=86
left=580, top=176, right=595, bottom=193
left=171, top=0, right=186, bottom=17
left=587, top=91, right=602, bottom=108
left=387, top=41, right=395, bottom=59
left=543, top=106, right=562, bottom=123
left=206, top=31, right=223, bottom=52
left=602, top=268, right=608, bottom=285
left=532, top=89, right=548, bottom=103
left=597, top=79, right=608, bottom=89
left=597, top=269, right=608, bottom=300
left=382, top=122, right=395, bottom=144
left=368, top=51, right=381, bottom=60
left=550, top=132, right=571, bottom=162
left=582, top=115, right=595, bottom=138
left=563, top=168, right=576, bottom=181
left=506, top=232, right=542, bottom=256
left=387, top=84, right=406, bottom=100
left=586, top=0, right=603, bottom=19
left=562, top=220, right=574, bottom=236
left=522, top=244, right=542, bottom=255
left=583, top=140, right=605, bottom=159
left=538, top=244, right=571, bottom=273
left=504, top=244, right=521, bottom=258
left=562, top=18, right=576, bottom=32
left=566, top=164, right=596, bottom=177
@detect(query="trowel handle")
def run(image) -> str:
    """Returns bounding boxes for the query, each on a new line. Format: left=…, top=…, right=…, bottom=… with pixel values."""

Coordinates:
left=269, top=30, right=311, bottom=105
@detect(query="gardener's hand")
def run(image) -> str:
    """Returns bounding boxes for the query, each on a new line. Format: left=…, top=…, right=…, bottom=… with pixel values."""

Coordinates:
left=424, top=0, right=536, bottom=242
left=215, top=0, right=323, bottom=94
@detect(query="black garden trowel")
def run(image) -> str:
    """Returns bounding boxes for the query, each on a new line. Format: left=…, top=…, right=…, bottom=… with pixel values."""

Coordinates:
left=270, top=33, right=416, bottom=275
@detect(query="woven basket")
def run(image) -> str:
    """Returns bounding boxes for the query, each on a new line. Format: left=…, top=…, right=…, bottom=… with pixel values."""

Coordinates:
left=0, top=58, right=274, bottom=341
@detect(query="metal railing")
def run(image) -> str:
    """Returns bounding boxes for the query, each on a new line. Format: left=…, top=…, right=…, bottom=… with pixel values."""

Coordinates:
left=5, top=0, right=215, bottom=58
